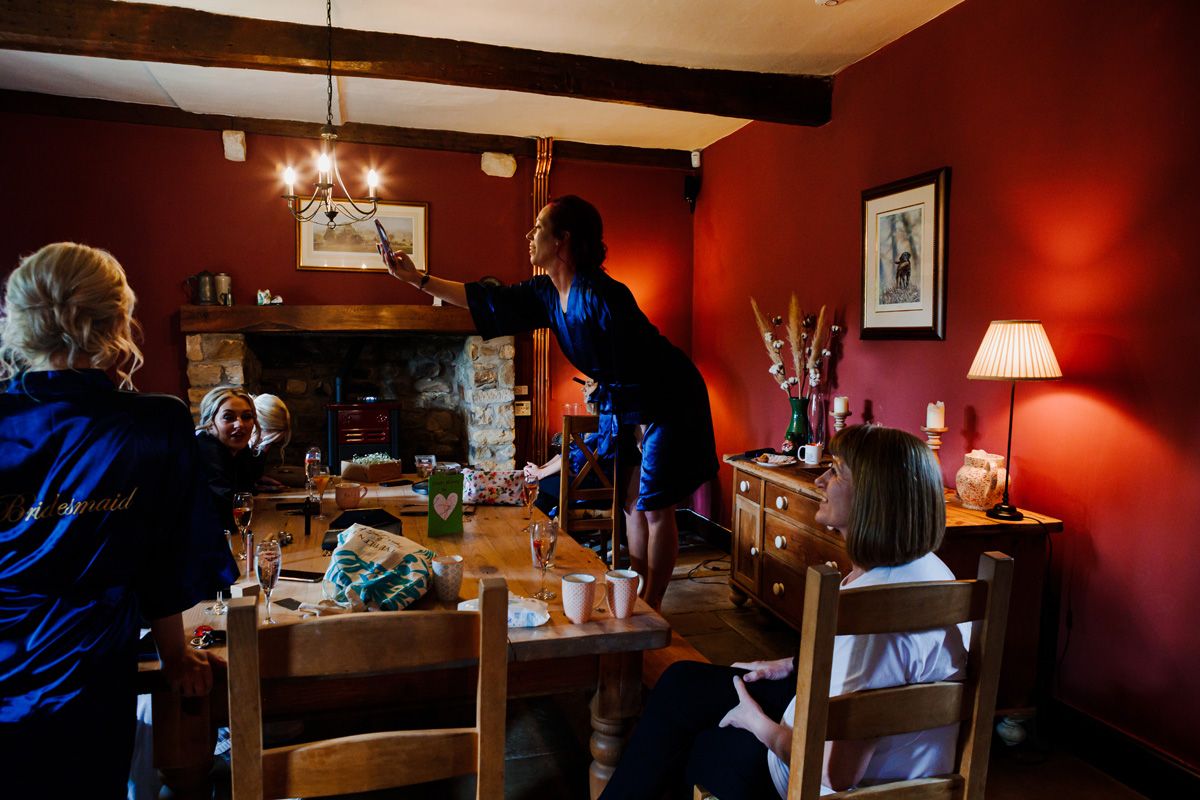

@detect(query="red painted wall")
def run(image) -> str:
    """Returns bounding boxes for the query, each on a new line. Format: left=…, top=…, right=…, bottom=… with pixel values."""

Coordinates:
left=694, top=0, right=1200, bottom=769
left=0, top=115, right=693, bottom=426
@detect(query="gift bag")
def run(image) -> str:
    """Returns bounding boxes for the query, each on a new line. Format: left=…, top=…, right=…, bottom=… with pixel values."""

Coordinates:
left=322, top=523, right=435, bottom=611
left=462, top=468, right=524, bottom=505
left=428, top=471, right=465, bottom=537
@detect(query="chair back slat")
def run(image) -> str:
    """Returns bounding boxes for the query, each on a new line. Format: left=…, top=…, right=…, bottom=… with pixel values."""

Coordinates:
left=836, top=581, right=986, bottom=634
left=256, top=611, right=482, bottom=678
left=825, top=775, right=964, bottom=800
left=228, top=577, right=509, bottom=800
left=261, top=728, right=478, bottom=797
left=825, top=682, right=966, bottom=740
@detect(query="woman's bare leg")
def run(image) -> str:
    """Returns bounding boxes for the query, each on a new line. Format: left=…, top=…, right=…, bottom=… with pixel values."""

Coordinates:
left=642, top=506, right=679, bottom=610
left=624, top=465, right=649, bottom=576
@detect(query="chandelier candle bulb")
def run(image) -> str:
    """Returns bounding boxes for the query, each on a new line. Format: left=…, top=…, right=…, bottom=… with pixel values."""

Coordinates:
left=833, top=396, right=849, bottom=414
left=926, top=401, right=945, bottom=429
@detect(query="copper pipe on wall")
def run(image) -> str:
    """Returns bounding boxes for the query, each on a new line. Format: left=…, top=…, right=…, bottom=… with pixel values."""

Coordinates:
left=531, top=136, right=553, bottom=463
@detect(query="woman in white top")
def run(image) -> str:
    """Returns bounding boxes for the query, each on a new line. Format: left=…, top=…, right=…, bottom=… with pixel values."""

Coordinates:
left=599, top=424, right=966, bottom=799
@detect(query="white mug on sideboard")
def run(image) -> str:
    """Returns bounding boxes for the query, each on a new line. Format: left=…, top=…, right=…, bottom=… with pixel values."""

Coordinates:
left=799, top=442, right=823, bottom=465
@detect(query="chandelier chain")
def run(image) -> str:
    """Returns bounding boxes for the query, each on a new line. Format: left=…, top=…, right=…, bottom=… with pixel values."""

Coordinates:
left=325, top=0, right=334, bottom=128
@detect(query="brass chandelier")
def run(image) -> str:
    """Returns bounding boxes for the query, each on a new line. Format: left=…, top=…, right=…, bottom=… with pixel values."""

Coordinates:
left=282, top=0, right=379, bottom=228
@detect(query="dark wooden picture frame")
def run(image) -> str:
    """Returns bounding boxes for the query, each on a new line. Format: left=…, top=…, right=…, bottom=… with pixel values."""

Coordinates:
left=860, top=167, right=950, bottom=340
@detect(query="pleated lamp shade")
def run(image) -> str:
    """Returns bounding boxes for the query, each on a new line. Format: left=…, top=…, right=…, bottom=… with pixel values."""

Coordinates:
left=967, top=320, right=1062, bottom=381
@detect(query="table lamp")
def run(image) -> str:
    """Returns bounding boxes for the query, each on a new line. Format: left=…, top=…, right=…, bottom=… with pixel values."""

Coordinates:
left=967, top=320, right=1062, bottom=520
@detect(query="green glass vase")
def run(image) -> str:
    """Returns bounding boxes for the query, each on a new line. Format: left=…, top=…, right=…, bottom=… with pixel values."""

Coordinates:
left=784, top=395, right=809, bottom=452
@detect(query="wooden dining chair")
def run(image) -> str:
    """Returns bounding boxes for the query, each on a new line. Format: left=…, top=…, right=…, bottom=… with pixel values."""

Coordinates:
left=225, top=577, right=509, bottom=800
left=558, top=413, right=621, bottom=568
left=696, top=551, right=1013, bottom=800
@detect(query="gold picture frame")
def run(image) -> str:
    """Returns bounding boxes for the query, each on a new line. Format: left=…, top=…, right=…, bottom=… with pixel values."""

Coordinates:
left=296, top=200, right=428, bottom=273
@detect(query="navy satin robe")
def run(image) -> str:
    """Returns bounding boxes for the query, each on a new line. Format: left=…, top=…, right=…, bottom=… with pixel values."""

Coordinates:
left=467, top=270, right=717, bottom=510
left=0, top=370, right=238, bottom=727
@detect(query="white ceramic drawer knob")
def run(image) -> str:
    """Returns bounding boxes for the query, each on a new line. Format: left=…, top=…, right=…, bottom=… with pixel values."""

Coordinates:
left=774, top=535, right=786, bottom=549
left=739, top=480, right=750, bottom=493
left=773, top=582, right=785, bottom=597
left=749, top=546, right=759, bottom=557
left=775, top=496, right=788, bottom=511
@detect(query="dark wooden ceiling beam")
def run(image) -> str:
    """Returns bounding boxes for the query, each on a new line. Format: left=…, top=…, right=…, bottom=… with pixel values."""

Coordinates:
left=0, top=0, right=831, bottom=126
left=0, top=89, right=694, bottom=170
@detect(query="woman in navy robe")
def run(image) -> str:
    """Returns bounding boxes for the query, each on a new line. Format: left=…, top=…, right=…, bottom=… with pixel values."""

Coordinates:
left=379, top=195, right=717, bottom=608
left=0, top=243, right=238, bottom=798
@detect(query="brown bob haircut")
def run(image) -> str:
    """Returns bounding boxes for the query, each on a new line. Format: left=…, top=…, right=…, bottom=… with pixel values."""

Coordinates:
left=828, top=424, right=946, bottom=568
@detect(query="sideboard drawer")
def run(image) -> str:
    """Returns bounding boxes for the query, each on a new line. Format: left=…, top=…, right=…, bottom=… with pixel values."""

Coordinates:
left=734, top=471, right=763, bottom=502
left=761, top=556, right=808, bottom=627
left=764, top=483, right=820, bottom=527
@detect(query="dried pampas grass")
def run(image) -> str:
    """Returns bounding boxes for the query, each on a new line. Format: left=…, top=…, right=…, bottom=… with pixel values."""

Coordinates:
left=750, top=297, right=783, bottom=370
left=806, top=304, right=828, bottom=370
left=787, top=293, right=803, bottom=380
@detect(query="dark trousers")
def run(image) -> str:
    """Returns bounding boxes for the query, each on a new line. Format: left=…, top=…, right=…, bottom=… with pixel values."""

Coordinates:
left=599, top=661, right=796, bottom=800
left=0, top=687, right=135, bottom=799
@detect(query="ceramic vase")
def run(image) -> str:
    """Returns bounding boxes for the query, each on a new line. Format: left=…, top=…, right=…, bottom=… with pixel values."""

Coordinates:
left=783, top=396, right=809, bottom=453
left=955, top=450, right=1007, bottom=510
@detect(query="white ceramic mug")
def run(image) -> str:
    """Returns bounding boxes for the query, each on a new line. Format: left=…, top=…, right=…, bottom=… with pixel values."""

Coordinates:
left=604, top=569, right=644, bottom=619
left=562, top=573, right=597, bottom=624
left=800, top=442, right=824, bottom=465
left=431, top=554, right=464, bottom=603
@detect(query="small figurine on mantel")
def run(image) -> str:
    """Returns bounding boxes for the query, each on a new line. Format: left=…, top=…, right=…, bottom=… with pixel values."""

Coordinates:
left=750, top=293, right=841, bottom=455
left=256, top=289, right=283, bottom=305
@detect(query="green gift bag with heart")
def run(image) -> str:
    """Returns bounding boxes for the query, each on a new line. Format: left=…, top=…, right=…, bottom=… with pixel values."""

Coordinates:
left=427, top=471, right=464, bottom=536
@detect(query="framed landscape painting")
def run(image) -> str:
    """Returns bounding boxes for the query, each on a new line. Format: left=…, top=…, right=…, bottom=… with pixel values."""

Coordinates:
left=860, top=168, right=949, bottom=340
left=297, top=201, right=428, bottom=273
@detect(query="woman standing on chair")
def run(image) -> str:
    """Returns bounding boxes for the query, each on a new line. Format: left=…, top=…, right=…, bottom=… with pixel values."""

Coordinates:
left=379, top=195, right=717, bottom=609
left=599, top=425, right=967, bottom=799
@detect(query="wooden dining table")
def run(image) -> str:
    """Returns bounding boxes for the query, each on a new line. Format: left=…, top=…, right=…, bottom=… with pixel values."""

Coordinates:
left=141, top=480, right=670, bottom=799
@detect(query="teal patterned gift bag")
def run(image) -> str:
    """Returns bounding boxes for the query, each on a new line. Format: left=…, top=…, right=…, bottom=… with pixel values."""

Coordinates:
left=322, top=524, right=435, bottom=611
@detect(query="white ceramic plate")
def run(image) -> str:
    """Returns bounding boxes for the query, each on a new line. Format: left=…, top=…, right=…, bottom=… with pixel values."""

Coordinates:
left=753, top=454, right=798, bottom=467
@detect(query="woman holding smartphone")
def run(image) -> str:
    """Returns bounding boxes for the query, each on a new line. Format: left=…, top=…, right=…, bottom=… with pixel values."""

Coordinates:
left=379, top=196, right=717, bottom=610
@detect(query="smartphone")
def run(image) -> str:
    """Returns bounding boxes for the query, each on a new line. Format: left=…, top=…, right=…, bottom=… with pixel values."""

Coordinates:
left=374, top=219, right=394, bottom=260
left=379, top=478, right=413, bottom=487
left=279, top=569, right=324, bottom=583
left=571, top=376, right=587, bottom=385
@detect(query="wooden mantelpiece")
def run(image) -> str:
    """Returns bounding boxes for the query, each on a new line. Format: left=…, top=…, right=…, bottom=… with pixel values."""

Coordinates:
left=179, top=304, right=476, bottom=334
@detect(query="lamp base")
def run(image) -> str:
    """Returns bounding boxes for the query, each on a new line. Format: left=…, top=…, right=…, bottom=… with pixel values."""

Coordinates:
left=986, top=503, right=1025, bottom=521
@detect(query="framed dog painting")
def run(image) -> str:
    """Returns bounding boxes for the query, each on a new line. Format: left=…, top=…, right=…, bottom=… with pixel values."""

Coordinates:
left=861, top=168, right=950, bottom=340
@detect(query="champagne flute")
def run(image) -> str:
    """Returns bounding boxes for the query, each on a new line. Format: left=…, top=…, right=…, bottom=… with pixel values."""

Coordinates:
left=232, top=492, right=254, bottom=565
left=522, top=472, right=540, bottom=520
left=255, top=539, right=283, bottom=624
left=204, top=529, right=235, bottom=615
left=310, top=465, right=331, bottom=519
left=529, top=522, right=557, bottom=601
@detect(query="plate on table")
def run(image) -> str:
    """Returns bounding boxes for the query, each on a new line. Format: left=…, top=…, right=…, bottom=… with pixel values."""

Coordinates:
left=753, top=453, right=798, bottom=467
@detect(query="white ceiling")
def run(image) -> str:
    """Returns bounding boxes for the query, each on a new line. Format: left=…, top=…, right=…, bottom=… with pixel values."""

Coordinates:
left=0, top=0, right=965, bottom=151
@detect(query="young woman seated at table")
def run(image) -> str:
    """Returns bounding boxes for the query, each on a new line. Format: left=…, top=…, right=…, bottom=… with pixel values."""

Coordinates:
left=195, top=385, right=262, bottom=526
left=599, top=424, right=966, bottom=800
left=0, top=243, right=238, bottom=799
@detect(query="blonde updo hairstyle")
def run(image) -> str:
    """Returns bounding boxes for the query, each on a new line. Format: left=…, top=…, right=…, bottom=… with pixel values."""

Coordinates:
left=0, top=243, right=144, bottom=388
left=252, top=393, right=292, bottom=458
left=196, top=385, right=260, bottom=441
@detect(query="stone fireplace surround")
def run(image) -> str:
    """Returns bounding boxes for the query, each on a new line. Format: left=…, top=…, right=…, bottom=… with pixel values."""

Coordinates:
left=180, top=304, right=517, bottom=471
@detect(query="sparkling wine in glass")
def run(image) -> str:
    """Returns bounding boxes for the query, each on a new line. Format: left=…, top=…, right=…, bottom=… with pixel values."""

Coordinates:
left=305, top=446, right=322, bottom=501
left=522, top=473, right=540, bottom=519
left=255, top=539, right=282, bottom=625
left=233, top=492, right=254, bottom=564
left=529, top=522, right=558, bottom=601
left=310, top=465, right=331, bottom=519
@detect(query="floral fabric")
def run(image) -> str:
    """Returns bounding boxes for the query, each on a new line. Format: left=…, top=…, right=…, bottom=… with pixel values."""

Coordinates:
left=462, top=468, right=524, bottom=505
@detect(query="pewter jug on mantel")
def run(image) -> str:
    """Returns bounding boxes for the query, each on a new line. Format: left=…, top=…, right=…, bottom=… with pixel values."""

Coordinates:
left=214, top=272, right=232, bottom=306
left=185, top=270, right=216, bottom=305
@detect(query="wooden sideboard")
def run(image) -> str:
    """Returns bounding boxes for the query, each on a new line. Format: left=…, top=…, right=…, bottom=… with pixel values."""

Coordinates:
left=725, top=455, right=1063, bottom=713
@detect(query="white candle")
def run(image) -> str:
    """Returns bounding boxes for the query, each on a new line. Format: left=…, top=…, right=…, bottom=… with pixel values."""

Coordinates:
left=926, top=401, right=945, bottom=429
left=833, top=396, right=849, bottom=414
